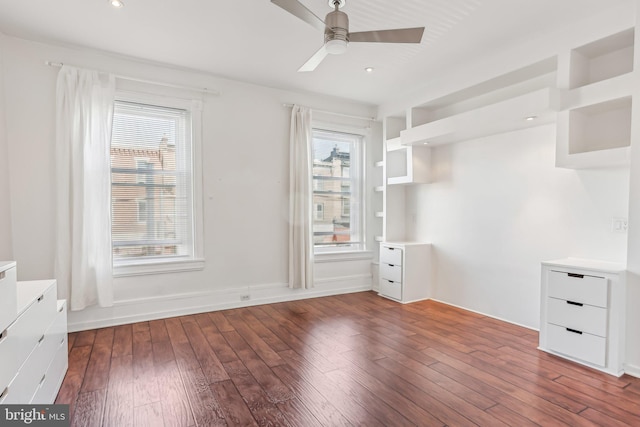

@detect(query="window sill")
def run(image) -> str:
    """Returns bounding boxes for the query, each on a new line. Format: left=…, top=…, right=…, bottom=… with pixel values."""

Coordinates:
left=314, top=251, right=373, bottom=263
left=113, top=258, right=205, bottom=277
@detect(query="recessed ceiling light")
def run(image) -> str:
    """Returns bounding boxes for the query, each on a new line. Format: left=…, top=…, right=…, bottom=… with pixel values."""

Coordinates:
left=525, top=116, right=537, bottom=121
left=110, top=0, right=124, bottom=8
left=365, top=67, right=374, bottom=73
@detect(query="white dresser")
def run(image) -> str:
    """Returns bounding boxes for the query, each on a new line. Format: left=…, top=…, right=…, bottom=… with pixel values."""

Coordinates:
left=0, top=264, right=68, bottom=404
left=539, top=258, right=626, bottom=376
left=379, top=242, right=431, bottom=303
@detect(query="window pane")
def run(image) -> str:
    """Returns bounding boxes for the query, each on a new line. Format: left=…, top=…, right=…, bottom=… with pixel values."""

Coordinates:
left=111, top=101, right=193, bottom=262
left=312, top=129, right=363, bottom=251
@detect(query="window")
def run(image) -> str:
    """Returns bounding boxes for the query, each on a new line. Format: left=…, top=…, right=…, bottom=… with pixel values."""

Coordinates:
left=314, top=203, right=324, bottom=221
left=110, top=95, right=203, bottom=274
left=312, top=129, right=364, bottom=253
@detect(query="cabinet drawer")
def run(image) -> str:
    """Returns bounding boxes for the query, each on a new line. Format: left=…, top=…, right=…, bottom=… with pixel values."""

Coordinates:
left=380, top=263, right=402, bottom=283
left=0, top=325, right=20, bottom=396
left=0, top=265, right=17, bottom=333
left=379, top=278, right=402, bottom=301
left=380, top=246, right=402, bottom=266
left=548, top=271, right=607, bottom=308
left=546, top=323, right=606, bottom=367
left=547, top=297, right=607, bottom=337
left=8, top=284, right=57, bottom=367
left=32, top=333, right=68, bottom=404
left=6, top=313, right=63, bottom=404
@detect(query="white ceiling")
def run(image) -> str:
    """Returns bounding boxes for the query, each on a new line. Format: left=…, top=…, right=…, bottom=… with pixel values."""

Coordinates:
left=0, top=0, right=631, bottom=106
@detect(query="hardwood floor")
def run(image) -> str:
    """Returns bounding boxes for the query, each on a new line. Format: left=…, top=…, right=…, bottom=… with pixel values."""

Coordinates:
left=56, top=291, right=640, bottom=426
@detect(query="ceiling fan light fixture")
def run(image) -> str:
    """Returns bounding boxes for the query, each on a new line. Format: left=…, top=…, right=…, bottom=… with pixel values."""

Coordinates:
left=326, top=39, right=348, bottom=55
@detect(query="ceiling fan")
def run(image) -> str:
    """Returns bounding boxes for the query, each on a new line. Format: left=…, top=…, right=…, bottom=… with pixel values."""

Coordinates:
left=272, top=0, right=425, bottom=72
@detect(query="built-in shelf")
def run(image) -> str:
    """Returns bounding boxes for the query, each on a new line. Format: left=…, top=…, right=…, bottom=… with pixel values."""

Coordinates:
left=400, top=88, right=559, bottom=146
left=386, top=146, right=430, bottom=185
left=555, top=27, right=634, bottom=169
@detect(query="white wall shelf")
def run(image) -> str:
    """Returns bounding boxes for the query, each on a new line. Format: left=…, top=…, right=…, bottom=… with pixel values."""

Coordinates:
left=556, top=27, right=635, bottom=169
left=400, top=88, right=559, bottom=146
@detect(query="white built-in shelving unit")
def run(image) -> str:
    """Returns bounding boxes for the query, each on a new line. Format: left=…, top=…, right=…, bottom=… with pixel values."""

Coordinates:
left=555, top=28, right=634, bottom=168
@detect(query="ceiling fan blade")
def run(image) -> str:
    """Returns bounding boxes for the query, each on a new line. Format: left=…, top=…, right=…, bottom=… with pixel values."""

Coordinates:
left=271, top=0, right=325, bottom=32
left=298, top=45, right=329, bottom=72
left=349, top=27, right=425, bottom=43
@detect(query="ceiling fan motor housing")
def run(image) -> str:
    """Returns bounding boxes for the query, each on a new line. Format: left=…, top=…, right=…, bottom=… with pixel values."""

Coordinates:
left=324, top=10, right=349, bottom=54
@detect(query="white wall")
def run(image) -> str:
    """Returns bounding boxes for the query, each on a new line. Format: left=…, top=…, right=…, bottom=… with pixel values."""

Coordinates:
left=0, top=37, right=13, bottom=259
left=407, top=124, right=629, bottom=329
left=0, top=36, right=380, bottom=331
left=624, top=5, right=640, bottom=377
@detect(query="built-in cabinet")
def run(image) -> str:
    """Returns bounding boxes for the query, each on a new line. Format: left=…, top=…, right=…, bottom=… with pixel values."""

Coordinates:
left=539, top=258, right=625, bottom=376
left=379, top=242, right=431, bottom=303
left=0, top=262, right=68, bottom=404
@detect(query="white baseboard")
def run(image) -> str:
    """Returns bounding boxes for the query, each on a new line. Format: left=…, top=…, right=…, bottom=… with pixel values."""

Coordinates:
left=67, top=275, right=372, bottom=332
left=429, top=298, right=539, bottom=331
left=624, top=363, right=640, bottom=378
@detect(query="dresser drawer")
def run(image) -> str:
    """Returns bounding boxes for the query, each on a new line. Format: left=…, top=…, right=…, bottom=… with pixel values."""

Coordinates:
left=31, top=334, right=68, bottom=404
left=380, top=246, right=402, bottom=266
left=379, top=278, right=402, bottom=301
left=0, top=264, right=17, bottom=333
left=7, top=308, right=63, bottom=404
left=380, top=263, right=402, bottom=283
left=0, top=326, right=20, bottom=396
left=32, top=302, right=68, bottom=404
left=547, top=297, right=607, bottom=337
left=546, top=323, right=606, bottom=367
left=548, top=270, right=608, bottom=308
left=8, top=284, right=57, bottom=367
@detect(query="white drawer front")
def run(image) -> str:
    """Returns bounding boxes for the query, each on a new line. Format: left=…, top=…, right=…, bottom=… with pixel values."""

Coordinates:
left=547, top=297, right=607, bottom=337
left=380, top=246, right=402, bottom=266
left=0, top=326, right=20, bottom=395
left=546, top=323, right=606, bottom=367
left=31, top=334, right=68, bottom=404
left=0, top=266, right=17, bottom=332
left=7, top=313, right=63, bottom=404
left=380, top=263, right=402, bottom=283
left=548, top=271, right=608, bottom=308
left=379, top=278, right=402, bottom=301
left=8, top=285, right=57, bottom=367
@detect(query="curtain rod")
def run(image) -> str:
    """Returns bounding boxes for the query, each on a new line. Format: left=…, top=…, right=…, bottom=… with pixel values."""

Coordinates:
left=282, top=103, right=375, bottom=122
left=45, top=61, right=219, bottom=96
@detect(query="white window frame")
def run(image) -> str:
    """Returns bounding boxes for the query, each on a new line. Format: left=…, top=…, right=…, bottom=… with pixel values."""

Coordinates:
left=112, top=91, right=204, bottom=277
left=311, top=125, right=367, bottom=257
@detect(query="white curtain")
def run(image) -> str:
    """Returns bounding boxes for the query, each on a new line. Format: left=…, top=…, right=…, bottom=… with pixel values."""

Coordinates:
left=289, top=105, right=314, bottom=289
left=55, top=66, right=115, bottom=311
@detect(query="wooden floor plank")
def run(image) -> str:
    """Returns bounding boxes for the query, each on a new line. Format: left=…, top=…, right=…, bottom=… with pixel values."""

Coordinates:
left=210, top=379, right=259, bottom=427
left=54, top=291, right=640, bottom=427
left=71, top=389, right=106, bottom=427
left=181, top=318, right=229, bottom=384
left=103, top=355, right=133, bottom=427
left=132, top=322, right=161, bottom=407
left=134, top=402, right=164, bottom=427
left=112, top=324, right=133, bottom=358
left=155, top=360, right=195, bottom=427
left=223, top=359, right=292, bottom=426
left=81, top=327, right=114, bottom=392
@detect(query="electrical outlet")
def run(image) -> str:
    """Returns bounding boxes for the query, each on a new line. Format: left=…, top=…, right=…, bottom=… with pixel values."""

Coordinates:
left=611, top=217, right=628, bottom=233
left=240, top=295, right=250, bottom=301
